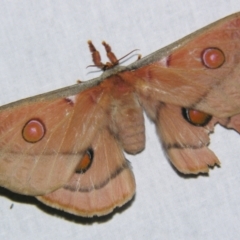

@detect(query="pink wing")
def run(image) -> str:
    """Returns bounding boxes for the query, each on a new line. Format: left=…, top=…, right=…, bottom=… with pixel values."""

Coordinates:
left=122, top=12, right=240, bottom=118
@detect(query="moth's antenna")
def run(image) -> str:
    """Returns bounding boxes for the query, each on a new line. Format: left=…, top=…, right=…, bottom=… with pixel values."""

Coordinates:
left=87, top=40, right=139, bottom=70
left=115, top=49, right=139, bottom=62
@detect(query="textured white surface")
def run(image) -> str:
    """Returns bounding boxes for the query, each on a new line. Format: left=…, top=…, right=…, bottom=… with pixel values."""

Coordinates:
left=0, top=1, right=240, bottom=240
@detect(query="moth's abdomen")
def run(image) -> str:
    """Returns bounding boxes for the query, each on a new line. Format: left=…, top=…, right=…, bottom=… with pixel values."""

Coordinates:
left=110, top=100, right=145, bottom=154
left=105, top=77, right=145, bottom=154
left=116, top=107, right=145, bottom=154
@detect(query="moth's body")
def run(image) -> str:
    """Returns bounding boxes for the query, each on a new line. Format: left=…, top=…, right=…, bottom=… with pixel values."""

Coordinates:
left=0, top=12, right=240, bottom=217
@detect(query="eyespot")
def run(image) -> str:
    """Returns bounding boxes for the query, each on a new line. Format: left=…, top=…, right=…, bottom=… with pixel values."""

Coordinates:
left=75, top=149, right=94, bottom=174
left=22, top=119, right=45, bottom=143
left=182, top=108, right=212, bottom=126
left=202, top=47, right=225, bottom=69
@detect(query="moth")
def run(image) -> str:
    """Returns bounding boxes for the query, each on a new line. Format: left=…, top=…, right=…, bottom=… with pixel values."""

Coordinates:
left=1, top=12, right=240, bottom=217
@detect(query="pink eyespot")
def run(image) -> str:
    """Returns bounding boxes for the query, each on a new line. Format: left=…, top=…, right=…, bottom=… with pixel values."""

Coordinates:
left=202, top=48, right=225, bottom=69
left=22, top=119, right=45, bottom=143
